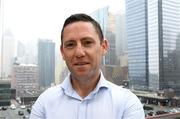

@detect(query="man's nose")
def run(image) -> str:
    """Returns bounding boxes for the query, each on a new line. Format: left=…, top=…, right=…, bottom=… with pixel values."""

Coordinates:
left=75, top=44, right=85, bottom=57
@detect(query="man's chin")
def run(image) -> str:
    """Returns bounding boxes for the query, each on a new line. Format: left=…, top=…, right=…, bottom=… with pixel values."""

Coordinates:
left=75, top=73, right=88, bottom=79
left=71, top=72, right=90, bottom=80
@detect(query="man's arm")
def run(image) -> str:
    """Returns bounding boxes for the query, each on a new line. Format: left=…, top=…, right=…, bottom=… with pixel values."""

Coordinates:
left=30, top=96, right=46, bottom=119
left=122, top=90, right=145, bottom=119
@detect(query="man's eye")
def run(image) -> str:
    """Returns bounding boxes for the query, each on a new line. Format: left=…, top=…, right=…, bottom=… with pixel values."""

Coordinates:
left=64, top=42, right=75, bottom=48
left=83, top=41, right=93, bottom=47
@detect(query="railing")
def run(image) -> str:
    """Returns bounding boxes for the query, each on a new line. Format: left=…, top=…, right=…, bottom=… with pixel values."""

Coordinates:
left=145, top=112, right=180, bottom=119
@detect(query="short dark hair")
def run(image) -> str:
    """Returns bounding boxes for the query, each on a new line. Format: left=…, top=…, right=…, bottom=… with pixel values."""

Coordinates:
left=61, top=13, right=104, bottom=45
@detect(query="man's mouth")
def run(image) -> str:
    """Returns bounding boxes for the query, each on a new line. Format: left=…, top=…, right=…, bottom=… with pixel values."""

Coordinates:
left=74, top=62, right=89, bottom=66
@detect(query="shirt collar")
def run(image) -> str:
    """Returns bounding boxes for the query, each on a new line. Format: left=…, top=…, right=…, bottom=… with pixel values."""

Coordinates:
left=60, top=71, right=109, bottom=99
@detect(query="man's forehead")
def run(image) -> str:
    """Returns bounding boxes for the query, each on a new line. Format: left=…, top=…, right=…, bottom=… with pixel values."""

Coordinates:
left=63, top=22, right=98, bottom=38
left=64, top=21, right=95, bottom=30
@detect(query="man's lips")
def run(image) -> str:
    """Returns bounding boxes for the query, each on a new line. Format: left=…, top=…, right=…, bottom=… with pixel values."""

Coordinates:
left=74, top=62, right=90, bottom=66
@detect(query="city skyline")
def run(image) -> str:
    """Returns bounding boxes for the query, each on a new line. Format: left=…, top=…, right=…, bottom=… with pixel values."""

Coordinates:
left=0, top=1, right=180, bottom=118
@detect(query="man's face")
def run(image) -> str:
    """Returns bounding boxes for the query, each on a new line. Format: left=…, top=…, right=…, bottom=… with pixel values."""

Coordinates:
left=61, top=21, right=108, bottom=81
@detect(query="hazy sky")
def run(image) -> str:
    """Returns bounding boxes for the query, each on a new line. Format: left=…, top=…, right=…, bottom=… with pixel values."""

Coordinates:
left=3, top=0, right=125, bottom=44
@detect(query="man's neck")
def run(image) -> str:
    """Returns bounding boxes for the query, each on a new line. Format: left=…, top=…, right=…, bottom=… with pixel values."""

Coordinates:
left=71, top=74, right=100, bottom=98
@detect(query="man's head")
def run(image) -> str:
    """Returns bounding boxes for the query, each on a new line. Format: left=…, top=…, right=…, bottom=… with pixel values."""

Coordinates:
left=60, top=13, right=108, bottom=81
left=61, top=13, right=104, bottom=45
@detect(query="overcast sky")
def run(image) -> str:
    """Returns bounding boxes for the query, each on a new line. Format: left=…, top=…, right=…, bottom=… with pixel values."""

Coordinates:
left=3, top=0, right=125, bottom=44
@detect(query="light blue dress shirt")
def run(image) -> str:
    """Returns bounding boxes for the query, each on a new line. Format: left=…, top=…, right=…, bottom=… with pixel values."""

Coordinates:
left=30, top=72, right=145, bottom=119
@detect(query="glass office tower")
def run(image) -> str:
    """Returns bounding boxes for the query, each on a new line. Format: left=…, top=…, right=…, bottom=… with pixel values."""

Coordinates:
left=148, top=0, right=180, bottom=94
left=126, top=0, right=149, bottom=90
left=126, top=0, right=180, bottom=94
left=38, top=39, right=55, bottom=89
left=148, top=0, right=160, bottom=91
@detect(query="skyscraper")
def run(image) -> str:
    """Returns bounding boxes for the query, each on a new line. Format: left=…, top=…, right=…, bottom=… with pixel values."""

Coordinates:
left=38, top=39, right=55, bottom=89
left=115, top=13, right=127, bottom=61
left=106, top=13, right=117, bottom=66
left=126, top=0, right=149, bottom=90
left=148, top=0, right=180, bottom=94
left=1, top=30, right=16, bottom=78
left=126, top=0, right=180, bottom=95
left=17, top=40, right=26, bottom=63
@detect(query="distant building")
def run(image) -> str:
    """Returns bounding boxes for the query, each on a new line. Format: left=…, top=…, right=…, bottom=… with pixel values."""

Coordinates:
left=115, top=13, right=127, bottom=62
left=16, top=41, right=26, bottom=63
left=17, top=41, right=26, bottom=58
left=126, top=0, right=149, bottom=90
left=0, top=29, right=15, bottom=78
left=126, top=0, right=180, bottom=95
left=106, top=13, right=118, bottom=66
left=148, top=0, right=180, bottom=94
left=0, top=79, right=11, bottom=106
left=38, top=39, right=55, bottom=89
left=105, top=31, right=117, bottom=65
left=25, top=40, right=38, bottom=64
left=12, top=64, right=39, bottom=97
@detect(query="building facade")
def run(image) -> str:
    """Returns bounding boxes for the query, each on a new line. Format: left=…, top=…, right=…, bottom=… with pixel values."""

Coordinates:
left=126, top=0, right=149, bottom=90
left=38, top=39, right=55, bottom=89
left=148, top=0, right=180, bottom=94
left=126, top=0, right=180, bottom=94
left=0, top=80, right=11, bottom=106
left=0, top=30, right=15, bottom=78
left=12, top=64, right=39, bottom=97
left=115, top=13, right=127, bottom=62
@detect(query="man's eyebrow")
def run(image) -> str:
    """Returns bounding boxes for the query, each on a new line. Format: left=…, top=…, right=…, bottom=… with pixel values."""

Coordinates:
left=64, top=39, right=75, bottom=43
left=81, top=37, right=94, bottom=41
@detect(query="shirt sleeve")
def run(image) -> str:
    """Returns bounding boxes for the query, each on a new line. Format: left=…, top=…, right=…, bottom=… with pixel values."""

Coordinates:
left=122, top=90, right=145, bottom=119
left=29, top=94, right=46, bottom=119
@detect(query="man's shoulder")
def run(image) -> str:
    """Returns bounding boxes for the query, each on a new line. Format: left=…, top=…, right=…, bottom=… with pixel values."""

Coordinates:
left=107, top=81, right=143, bottom=113
left=39, top=85, right=63, bottom=99
left=108, top=81, right=129, bottom=93
left=107, top=81, right=137, bottom=99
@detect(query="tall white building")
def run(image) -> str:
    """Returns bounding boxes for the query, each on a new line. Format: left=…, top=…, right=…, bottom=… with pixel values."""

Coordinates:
left=25, top=40, right=37, bottom=64
left=17, top=40, right=26, bottom=63
left=1, top=29, right=16, bottom=78
left=115, top=13, right=127, bottom=59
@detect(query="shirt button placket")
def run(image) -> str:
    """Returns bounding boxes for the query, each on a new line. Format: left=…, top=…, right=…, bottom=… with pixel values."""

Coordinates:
left=78, top=100, right=87, bottom=119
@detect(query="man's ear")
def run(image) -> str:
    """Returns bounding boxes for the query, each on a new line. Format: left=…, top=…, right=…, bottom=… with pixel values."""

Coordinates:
left=101, top=39, right=109, bottom=56
left=60, top=45, right=65, bottom=60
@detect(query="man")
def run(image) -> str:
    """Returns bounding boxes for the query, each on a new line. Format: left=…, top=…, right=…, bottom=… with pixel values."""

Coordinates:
left=30, top=13, right=145, bottom=119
